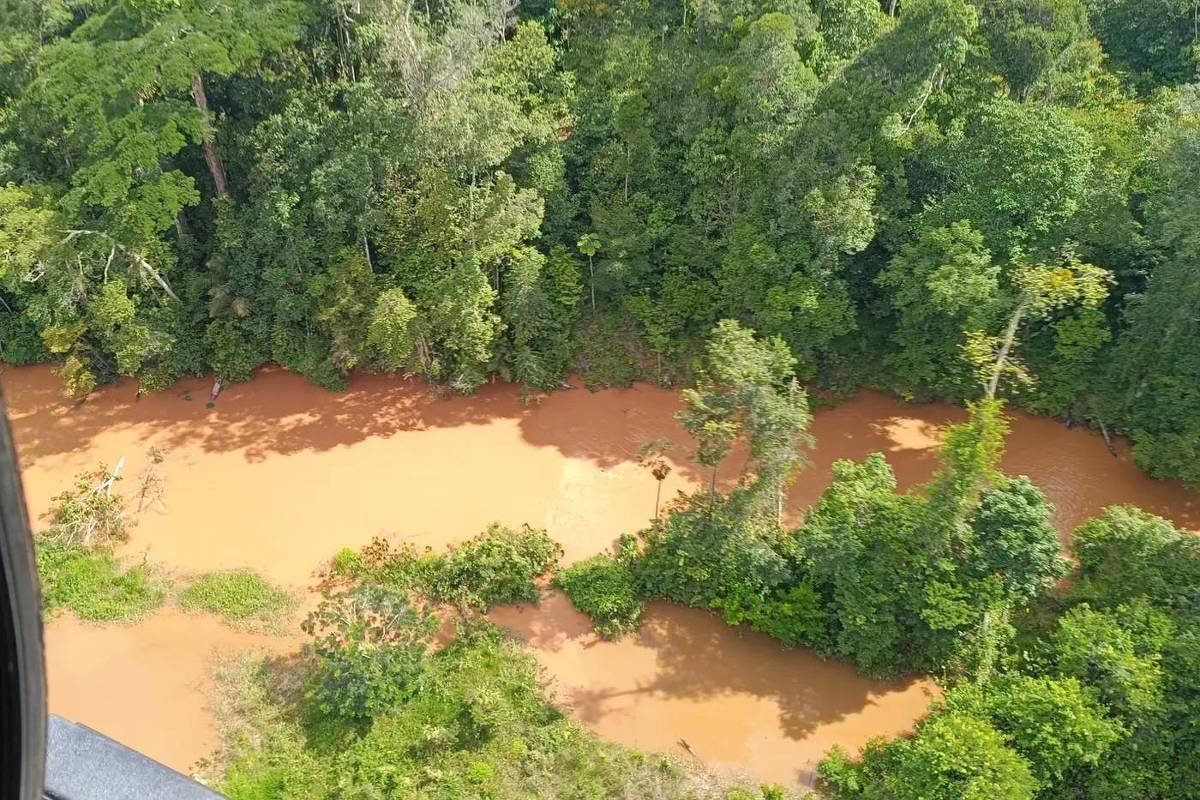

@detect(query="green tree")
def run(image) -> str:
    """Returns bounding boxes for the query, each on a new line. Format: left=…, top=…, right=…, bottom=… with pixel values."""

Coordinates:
left=821, top=712, right=1037, bottom=800
left=981, top=675, right=1123, bottom=785
left=302, top=582, right=437, bottom=723
left=877, top=221, right=1000, bottom=400
left=976, top=0, right=1091, bottom=98
left=677, top=319, right=812, bottom=512
left=1086, top=0, right=1200, bottom=87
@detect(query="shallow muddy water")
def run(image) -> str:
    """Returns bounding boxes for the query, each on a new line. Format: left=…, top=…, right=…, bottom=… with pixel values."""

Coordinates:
left=2, top=365, right=1196, bottom=783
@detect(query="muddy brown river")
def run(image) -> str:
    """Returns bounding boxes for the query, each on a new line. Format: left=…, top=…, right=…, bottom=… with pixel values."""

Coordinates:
left=3, top=365, right=1196, bottom=788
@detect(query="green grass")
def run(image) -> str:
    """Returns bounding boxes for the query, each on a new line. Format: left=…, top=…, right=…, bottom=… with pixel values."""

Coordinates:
left=36, top=538, right=165, bottom=622
left=180, top=570, right=292, bottom=629
left=556, top=554, right=645, bottom=638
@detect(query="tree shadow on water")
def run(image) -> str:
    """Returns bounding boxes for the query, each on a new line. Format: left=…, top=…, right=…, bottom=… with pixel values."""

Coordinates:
left=2, top=366, right=702, bottom=479
left=503, top=594, right=932, bottom=746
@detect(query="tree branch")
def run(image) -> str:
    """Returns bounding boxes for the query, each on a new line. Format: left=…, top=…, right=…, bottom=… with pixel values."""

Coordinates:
left=60, top=230, right=181, bottom=302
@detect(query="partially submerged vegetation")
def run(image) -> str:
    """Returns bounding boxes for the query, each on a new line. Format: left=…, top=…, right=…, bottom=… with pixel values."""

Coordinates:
left=556, top=550, right=644, bottom=638
left=35, top=463, right=289, bottom=629
left=212, top=626, right=787, bottom=800
left=37, top=538, right=164, bottom=622
left=35, top=461, right=166, bottom=622
left=579, top=323, right=1200, bottom=800
left=211, top=525, right=788, bottom=799
left=180, top=570, right=293, bottom=630
left=330, top=523, right=561, bottom=612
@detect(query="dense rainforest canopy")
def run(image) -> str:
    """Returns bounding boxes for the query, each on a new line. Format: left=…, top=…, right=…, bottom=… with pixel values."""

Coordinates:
left=0, top=0, right=1197, bottom=489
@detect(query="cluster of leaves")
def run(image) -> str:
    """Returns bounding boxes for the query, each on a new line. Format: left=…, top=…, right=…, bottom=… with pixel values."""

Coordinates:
left=427, top=523, right=563, bottom=610
left=301, top=581, right=439, bottom=724
left=335, top=523, right=562, bottom=613
left=295, top=523, right=561, bottom=729
left=179, top=569, right=292, bottom=629
left=41, top=464, right=127, bottom=550
left=555, top=550, right=645, bottom=638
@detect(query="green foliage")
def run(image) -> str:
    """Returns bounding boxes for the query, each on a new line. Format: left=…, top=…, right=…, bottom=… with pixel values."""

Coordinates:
left=301, top=582, right=438, bottom=723
left=678, top=320, right=812, bottom=513
left=633, top=489, right=795, bottom=621
left=556, top=554, right=644, bottom=638
left=821, top=712, right=1037, bottom=800
left=36, top=537, right=165, bottom=621
left=877, top=222, right=999, bottom=400
left=977, top=675, right=1124, bottom=784
left=967, top=477, right=1068, bottom=604
left=1087, top=0, right=1200, bottom=86
left=179, top=570, right=292, bottom=628
left=1071, top=505, right=1200, bottom=613
left=922, top=99, right=1095, bottom=255
left=429, top=523, right=562, bottom=611
left=977, top=0, right=1090, bottom=97
left=41, top=464, right=127, bottom=550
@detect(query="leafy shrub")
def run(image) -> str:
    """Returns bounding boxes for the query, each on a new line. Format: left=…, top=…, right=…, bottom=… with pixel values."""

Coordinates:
left=36, top=538, right=164, bottom=621
left=180, top=570, right=292, bottom=628
left=42, top=465, right=127, bottom=549
left=329, top=547, right=363, bottom=578
left=556, top=554, right=644, bottom=638
left=302, top=583, right=437, bottom=723
left=714, top=582, right=829, bottom=646
left=342, top=536, right=442, bottom=590
left=633, top=490, right=792, bottom=612
left=577, top=312, right=645, bottom=388
left=430, top=523, right=562, bottom=610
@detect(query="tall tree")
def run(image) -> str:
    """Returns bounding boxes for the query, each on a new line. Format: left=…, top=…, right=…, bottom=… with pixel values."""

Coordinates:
left=677, top=319, right=812, bottom=513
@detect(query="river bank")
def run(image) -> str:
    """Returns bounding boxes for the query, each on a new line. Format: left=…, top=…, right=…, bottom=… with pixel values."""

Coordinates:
left=2, top=364, right=1195, bottom=785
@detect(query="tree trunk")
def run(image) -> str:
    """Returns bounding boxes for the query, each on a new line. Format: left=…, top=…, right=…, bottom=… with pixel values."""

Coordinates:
left=886, top=0, right=898, bottom=16
left=985, top=297, right=1029, bottom=399
left=589, top=256, right=596, bottom=313
left=624, top=144, right=630, bottom=200
left=1098, top=419, right=1118, bottom=457
left=655, top=480, right=663, bottom=520
left=191, top=73, right=229, bottom=197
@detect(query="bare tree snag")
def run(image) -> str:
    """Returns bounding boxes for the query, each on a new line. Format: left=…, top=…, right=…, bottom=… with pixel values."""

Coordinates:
left=191, top=73, right=229, bottom=197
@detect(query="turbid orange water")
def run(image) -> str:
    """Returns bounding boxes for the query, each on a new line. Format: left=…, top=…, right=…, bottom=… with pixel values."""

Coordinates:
left=2, top=364, right=1196, bottom=786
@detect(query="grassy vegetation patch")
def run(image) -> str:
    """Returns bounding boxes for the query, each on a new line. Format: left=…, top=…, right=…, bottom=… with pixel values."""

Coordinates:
left=180, top=569, right=293, bottom=629
left=36, top=538, right=165, bottom=622
left=557, top=554, right=645, bottom=638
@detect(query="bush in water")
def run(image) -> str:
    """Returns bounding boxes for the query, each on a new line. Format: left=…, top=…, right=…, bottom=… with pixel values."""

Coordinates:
left=556, top=554, right=645, bottom=638
left=36, top=538, right=164, bottom=621
left=429, top=523, right=562, bottom=611
left=215, top=621, right=793, bottom=799
left=180, top=569, right=293, bottom=628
